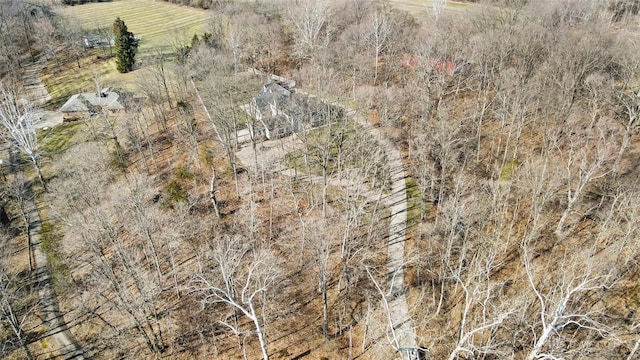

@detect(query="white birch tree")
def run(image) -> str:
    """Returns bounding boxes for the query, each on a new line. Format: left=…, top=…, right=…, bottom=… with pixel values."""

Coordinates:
left=289, top=0, right=333, bottom=61
left=192, top=236, right=280, bottom=360
left=368, top=9, right=391, bottom=85
left=0, top=84, right=45, bottom=190
left=522, top=246, right=615, bottom=360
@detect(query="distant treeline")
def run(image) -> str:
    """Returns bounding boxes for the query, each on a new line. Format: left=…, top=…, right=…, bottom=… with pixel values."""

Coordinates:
left=61, top=0, right=221, bottom=9
left=159, top=0, right=219, bottom=10
left=62, top=0, right=111, bottom=5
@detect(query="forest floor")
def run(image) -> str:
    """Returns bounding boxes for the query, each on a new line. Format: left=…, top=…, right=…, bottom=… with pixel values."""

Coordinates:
left=235, top=80, right=419, bottom=355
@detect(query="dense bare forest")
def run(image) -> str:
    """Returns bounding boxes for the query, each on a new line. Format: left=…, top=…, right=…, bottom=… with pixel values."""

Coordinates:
left=2, top=0, right=640, bottom=359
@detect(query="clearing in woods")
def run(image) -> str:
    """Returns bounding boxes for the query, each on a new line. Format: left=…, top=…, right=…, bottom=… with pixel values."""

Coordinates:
left=56, top=0, right=209, bottom=56
left=387, top=0, right=472, bottom=16
left=43, top=0, right=208, bottom=106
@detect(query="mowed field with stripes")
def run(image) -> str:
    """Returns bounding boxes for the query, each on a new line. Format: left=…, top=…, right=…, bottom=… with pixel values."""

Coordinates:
left=56, top=0, right=210, bottom=55
left=42, top=0, right=209, bottom=102
left=45, top=0, right=470, bottom=103
left=57, top=0, right=471, bottom=55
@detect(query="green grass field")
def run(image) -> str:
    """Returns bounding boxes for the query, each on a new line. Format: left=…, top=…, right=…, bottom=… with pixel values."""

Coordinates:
left=44, top=0, right=209, bottom=106
left=57, top=0, right=210, bottom=56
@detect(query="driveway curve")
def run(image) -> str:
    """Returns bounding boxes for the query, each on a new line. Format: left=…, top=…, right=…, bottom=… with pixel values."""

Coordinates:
left=346, top=108, right=418, bottom=358
left=234, top=72, right=417, bottom=358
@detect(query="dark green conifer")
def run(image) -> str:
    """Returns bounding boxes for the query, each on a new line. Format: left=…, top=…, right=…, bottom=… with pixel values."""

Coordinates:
left=113, top=17, right=138, bottom=73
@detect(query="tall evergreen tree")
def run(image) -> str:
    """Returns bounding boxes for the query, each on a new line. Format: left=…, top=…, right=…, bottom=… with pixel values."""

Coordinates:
left=113, top=17, right=138, bottom=73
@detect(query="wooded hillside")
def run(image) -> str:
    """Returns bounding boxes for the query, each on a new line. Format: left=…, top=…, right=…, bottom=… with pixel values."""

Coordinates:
left=1, top=0, right=640, bottom=359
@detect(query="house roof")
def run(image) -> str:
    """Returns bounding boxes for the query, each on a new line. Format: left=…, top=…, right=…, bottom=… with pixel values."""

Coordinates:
left=255, top=81, right=291, bottom=111
left=60, top=91, right=124, bottom=113
left=243, top=79, right=344, bottom=140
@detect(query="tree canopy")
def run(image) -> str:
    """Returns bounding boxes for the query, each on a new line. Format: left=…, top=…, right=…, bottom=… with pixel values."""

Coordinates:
left=113, top=17, right=137, bottom=73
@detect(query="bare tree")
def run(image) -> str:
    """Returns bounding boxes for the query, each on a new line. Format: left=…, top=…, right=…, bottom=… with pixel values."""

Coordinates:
left=209, top=166, right=221, bottom=218
left=0, top=0, right=25, bottom=73
left=298, top=123, right=340, bottom=218
left=205, top=82, right=241, bottom=196
left=613, top=88, right=640, bottom=163
left=33, top=17, right=60, bottom=70
left=94, top=24, right=114, bottom=56
left=432, top=0, right=448, bottom=21
left=192, top=236, right=280, bottom=360
left=57, top=16, right=85, bottom=69
left=289, top=0, right=333, bottom=61
left=137, top=58, right=177, bottom=132
left=226, top=20, right=245, bottom=74
left=554, top=123, right=615, bottom=236
left=368, top=9, right=391, bottom=85
left=48, top=144, right=169, bottom=354
left=77, top=217, right=167, bottom=354
left=124, top=103, right=155, bottom=174
left=522, top=245, right=616, bottom=360
left=0, top=83, right=45, bottom=190
left=307, top=218, right=333, bottom=338
left=447, top=248, right=516, bottom=360
left=148, top=51, right=174, bottom=109
left=365, top=266, right=401, bottom=353
left=3, top=173, right=34, bottom=272
left=0, top=230, right=36, bottom=360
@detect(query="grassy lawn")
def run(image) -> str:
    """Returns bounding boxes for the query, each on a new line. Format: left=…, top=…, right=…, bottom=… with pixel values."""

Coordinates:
left=40, top=49, right=116, bottom=109
left=43, top=0, right=210, bottom=107
left=56, top=0, right=210, bottom=56
left=405, top=176, right=421, bottom=228
left=285, top=121, right=355, bottom=174
left=387, top=0, right=473, bottom=15
left=39, top=220, right=71, bottom=293
left=39, top=121, right=87, bottom=156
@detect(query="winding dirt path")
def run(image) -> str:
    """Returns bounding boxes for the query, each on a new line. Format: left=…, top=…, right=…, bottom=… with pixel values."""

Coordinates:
left=20, top=59, right=85, bottom=358
left=26, top=191, right=87, bottom=359
left=23, top=57, right=52, bottom=106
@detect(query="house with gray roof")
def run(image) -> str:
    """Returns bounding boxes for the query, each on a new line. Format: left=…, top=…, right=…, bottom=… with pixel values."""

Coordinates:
left=241, top=80, right=344, bottom=142
left=60, top=88, right=124, bottom=121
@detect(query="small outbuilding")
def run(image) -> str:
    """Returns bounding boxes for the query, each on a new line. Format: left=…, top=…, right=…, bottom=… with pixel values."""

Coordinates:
left=60, top=88, right=124, bottom=121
